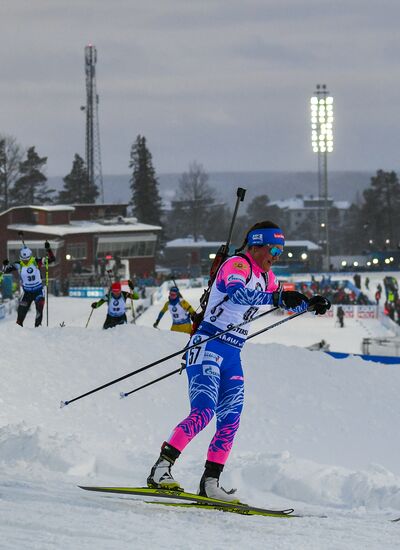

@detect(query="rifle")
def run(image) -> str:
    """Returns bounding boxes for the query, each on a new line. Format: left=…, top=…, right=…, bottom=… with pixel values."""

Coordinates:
left=191, top=187, right=246, bottom=333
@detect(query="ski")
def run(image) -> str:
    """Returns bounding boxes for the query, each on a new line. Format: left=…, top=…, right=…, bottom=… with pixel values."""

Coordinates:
left=79, top=486, right=296, bottom=517
left=145, top=500, right=296, bottom=517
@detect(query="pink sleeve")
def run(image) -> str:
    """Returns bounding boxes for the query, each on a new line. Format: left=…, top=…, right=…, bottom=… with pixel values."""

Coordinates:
left=267, top=270, right=280, bottom=292
left=216, top=256, right=251, bottom=292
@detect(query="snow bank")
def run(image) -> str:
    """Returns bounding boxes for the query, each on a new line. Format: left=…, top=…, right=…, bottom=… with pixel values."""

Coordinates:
left=1, top=319, right=400, bottom=514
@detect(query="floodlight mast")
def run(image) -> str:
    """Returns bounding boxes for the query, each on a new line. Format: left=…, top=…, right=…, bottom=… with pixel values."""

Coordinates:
left=311, top=84, right=334, bottom=270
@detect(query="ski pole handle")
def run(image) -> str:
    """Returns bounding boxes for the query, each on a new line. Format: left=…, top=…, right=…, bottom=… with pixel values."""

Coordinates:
left=18, top=231, right=26, bottom=247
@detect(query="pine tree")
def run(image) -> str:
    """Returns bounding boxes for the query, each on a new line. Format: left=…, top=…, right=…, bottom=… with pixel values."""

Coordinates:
left=360, top=169, right=400, bottom=248
left=10, top=146, right=54, bottom=205
left=58, top=154, right=98, bottom=204
left=0, top=134, right=24, bottom=212
left=129, top=135, right=162, bottom=225
left=245, top=195, right=282, bottom=228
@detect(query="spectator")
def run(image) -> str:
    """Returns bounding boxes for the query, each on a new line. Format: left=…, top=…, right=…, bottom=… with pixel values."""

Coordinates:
left=337, top=306, right=345, bottom=328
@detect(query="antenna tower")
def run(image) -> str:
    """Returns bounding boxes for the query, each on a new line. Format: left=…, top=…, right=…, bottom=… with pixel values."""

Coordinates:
left=84, top=44, right=104, bottom=203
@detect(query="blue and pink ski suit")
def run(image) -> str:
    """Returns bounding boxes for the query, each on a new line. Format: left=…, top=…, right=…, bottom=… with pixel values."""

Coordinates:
left=166, top=252, right=306, bottom=466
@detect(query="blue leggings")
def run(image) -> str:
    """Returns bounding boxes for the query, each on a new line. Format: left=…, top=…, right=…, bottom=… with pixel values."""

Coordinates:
left=168, top=336, right=244, bottom=465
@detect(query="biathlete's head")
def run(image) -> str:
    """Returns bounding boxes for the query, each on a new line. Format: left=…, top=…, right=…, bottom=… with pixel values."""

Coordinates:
left=111, top=281, right=122, bottom=296
left=19, top=247, right=33, bottom=265
left=169, top=286, right=179, bottom=301
left=236, top=221, right=285, bottom=272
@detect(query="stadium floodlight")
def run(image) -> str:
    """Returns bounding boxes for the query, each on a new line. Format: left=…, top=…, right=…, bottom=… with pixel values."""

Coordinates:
left=311, top=93, right=334, bottom=154
left=310, top=83, right=334, bottom=271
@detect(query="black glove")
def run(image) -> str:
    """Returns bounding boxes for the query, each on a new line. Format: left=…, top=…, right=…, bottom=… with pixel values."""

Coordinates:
left=128, top=279, right=134, bottom=290
left=45, top=240, right=50, bottom=250
left=91, top=302, right=97, bottom=309
left=2, top=259, right=9, bottom=267
left=275, top=290, right=309, bottom=309
left=308, top=295, right=331, bottom=315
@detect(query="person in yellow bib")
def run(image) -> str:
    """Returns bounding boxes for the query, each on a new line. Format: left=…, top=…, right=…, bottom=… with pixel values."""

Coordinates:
left=2, top=242, right=55, bottom=327
left=153, top=286, right=195, bottom=334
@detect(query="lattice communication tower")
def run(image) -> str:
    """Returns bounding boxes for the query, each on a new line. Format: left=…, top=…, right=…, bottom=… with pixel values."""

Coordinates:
left=84, top=44, right=104, bottom=202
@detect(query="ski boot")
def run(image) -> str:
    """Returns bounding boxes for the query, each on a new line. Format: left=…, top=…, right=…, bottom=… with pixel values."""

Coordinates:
left=198, top=460, right=240, bottom=503
left=147, top=442, right=182, bottom=490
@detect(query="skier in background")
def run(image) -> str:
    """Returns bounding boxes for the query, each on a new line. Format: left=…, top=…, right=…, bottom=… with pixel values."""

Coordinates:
left=147, top=221, right=331, bottom=502
left=153, top=286, right=195, bottom=334
left=91, top=280, right=139, bottom=329
left=2, top=241, right=55, bottom=327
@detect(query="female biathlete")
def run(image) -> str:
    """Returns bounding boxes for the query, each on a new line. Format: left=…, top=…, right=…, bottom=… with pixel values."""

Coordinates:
left=147, top=221, right=330, bottom=501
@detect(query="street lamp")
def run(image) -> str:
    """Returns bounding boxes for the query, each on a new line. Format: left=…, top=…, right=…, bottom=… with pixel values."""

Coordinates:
left=311, top=84, right=334, bottom=271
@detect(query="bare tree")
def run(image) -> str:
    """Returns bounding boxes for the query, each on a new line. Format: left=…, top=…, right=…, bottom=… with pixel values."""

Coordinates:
left=172, top=162, right=215, bottom=241
left=0, top=134, right=24, bottom=211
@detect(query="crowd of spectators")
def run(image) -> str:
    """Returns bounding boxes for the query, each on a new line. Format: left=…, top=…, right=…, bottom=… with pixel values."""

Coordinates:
left=295, top=275, right=373, bottom=305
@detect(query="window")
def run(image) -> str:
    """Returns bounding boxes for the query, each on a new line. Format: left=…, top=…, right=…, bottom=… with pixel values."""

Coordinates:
left=96, top=239, right=156, bottom=258
left=66, top=242, right=87, bottom=260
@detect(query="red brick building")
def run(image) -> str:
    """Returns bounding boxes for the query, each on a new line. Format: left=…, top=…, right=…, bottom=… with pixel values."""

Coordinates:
left=0, top=204, right=161, bottom=282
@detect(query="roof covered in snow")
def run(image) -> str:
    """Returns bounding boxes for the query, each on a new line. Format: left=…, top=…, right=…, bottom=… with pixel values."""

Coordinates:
left=270, top=196, right=350, bottom=210
left=0, top=204, right=76, bottom=215
left=165, top=238, right=320, bottom=251
left=165, top=238, right=224, bottom=248
left=7, top=220, right=162, bottom=237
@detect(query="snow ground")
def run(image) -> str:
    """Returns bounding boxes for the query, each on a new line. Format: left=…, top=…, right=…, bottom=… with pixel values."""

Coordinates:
left=1, top=286, right=400, bottom=549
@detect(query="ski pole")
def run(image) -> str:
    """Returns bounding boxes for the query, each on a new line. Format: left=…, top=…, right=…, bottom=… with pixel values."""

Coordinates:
left=120, top=308, right=308, bottom=398
left=45, top=256, right=49, bottom=327
left=131, top=296, right=136, bottom=324
left=18, top=231, right=26, bottom=247
left=85, top=308, right=94, bottom=328
left=60, top=307, right=279, bottom=408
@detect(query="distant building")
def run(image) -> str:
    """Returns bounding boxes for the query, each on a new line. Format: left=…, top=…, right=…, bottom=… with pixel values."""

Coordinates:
left=0, top=204, right=161, bottom=283
left=163, top=237, right=322, bottom=276
left=271, top=195, right=350, bottom=234
left=163, top=238, right=224, bottom=277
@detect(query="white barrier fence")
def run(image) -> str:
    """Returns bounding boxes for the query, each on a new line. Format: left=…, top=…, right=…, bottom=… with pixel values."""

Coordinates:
left=325, top=305, right=379, bottom=320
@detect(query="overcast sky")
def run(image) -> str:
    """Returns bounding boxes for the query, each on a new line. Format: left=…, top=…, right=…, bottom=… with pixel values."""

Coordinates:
left=1, top=0, right=399, bottom=176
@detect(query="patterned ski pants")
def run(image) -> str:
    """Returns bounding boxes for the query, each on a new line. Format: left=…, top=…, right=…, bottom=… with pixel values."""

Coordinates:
left=168, top=335, right=244, bottom=465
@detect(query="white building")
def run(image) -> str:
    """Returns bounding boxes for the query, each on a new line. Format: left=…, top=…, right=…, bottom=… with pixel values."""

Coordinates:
left=270, top=195, right=350, bottom=234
